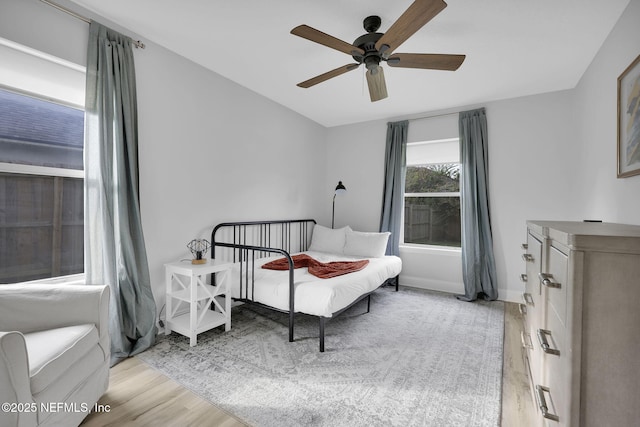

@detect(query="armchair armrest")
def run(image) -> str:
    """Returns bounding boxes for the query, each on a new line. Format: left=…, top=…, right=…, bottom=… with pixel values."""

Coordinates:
left=0, top=331, right=37, bottom=427
left=0, top=284, right=109, bottom=345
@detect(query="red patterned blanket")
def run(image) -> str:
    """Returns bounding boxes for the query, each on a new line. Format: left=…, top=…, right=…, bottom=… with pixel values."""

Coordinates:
left=261, top=254, right=369, bottom=279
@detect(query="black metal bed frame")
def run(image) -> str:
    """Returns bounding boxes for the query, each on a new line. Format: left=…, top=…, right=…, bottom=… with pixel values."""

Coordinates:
left=211, top=219, right=398, bottom=352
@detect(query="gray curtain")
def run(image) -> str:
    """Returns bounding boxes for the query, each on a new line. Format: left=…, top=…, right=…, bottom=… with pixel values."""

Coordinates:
left=84, top=21, right=156, bottom=364
left=458, top=108, right=498, bottom=301
left=380, top=120, right=408, bottom=256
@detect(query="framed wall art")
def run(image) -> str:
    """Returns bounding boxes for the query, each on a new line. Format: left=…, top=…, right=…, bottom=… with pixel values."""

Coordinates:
left=617, top=54, right=640, bottom=178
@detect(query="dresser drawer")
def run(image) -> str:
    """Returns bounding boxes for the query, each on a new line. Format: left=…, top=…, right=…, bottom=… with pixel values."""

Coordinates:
left=543, top=245, right=568, bottom=328
left=538, top=308, right=569, bottom=426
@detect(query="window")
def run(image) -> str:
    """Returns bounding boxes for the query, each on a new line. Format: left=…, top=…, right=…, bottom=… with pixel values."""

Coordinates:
left=403, top=138, right=461, bottom=248
left=0, top=38, right=85, bottom=283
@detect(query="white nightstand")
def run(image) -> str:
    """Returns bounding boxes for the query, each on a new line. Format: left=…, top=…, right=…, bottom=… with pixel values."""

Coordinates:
left=164, top=259, right=233, bottom=346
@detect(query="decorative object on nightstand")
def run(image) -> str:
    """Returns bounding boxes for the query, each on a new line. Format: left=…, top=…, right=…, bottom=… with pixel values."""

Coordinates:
left=331, top=180, right=347, bottom=229
left=164, top=260, right=232, bottom=346
left=187, top=238, right=211, bottom=264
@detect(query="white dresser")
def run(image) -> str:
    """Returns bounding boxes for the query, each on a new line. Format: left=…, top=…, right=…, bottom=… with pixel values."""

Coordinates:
left=520, top=221, right=640, bottom=426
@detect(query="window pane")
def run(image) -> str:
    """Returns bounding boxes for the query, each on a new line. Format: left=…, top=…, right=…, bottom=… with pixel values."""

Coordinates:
left=405, top=164, right=460, bottom=193
left=404, top=196, right=461, bottom=247
left=0, top=173, right=84, bottom=283
left=0, top=88, right=84, bottom=170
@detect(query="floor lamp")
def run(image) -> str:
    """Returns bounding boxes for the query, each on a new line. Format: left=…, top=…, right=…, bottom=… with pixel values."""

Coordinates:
left=331, top=181, right=347, bottom=229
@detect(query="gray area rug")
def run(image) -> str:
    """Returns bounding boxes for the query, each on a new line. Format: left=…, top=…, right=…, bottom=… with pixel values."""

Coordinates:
left=138, top=287, right=504, bottom=427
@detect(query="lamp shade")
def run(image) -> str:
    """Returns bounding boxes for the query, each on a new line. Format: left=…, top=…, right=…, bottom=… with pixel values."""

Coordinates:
left=334, top=181, right=347, bottom=194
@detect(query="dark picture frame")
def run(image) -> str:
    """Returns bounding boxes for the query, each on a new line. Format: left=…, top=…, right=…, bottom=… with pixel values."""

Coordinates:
left=617, top=54, right=640, bottom=178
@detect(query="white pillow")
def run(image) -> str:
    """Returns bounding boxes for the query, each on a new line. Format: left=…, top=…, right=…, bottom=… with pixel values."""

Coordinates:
left=343, top=230, right=390, bottom=258
left=308, top=224, right=351, bottom=254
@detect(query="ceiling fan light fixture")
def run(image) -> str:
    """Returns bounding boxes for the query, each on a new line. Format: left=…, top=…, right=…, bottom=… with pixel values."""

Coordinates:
left=364, top=53, right=382, bottom=72
left=366, top=66, right=388, bottom=102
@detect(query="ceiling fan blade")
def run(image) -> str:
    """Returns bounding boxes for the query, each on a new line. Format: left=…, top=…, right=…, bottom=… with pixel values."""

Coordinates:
left=297, top=63, right=361, bottom=88
left=291, top=25, right=365, bottom=56
left=386, top=53, right=465, bottom=70
left=366, top=66, right=388, bottom=102
left=375, top=0, right=447, bottom=56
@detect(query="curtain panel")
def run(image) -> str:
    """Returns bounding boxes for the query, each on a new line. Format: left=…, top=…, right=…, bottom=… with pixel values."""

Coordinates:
left=458, top=108, right=498, bottom=301
left=84, top=21, right=156, bottom=364
left=380, top=120, right=408, bottom=256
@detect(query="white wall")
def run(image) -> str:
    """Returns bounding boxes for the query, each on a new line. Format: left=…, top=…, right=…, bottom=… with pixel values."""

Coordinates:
left=324, top=121, right=387, bottom=231
left=136, top=49, right=327, bottom=314
left=573, top=0, right=640, bottom=223
left=325, top=90, right=580, bottom=301
left=0, top=0, right=327, bottom=315
left=486, top=90, right=581, bottom=301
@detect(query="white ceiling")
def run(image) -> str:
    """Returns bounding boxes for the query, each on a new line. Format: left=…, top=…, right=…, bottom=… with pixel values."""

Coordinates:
left=67, top=0, right=630, bottom=128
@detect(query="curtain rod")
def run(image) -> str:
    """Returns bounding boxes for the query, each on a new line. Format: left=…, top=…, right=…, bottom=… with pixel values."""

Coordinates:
left=408, top=111, right=459, bottom=122
left=39, top=0, right=145, bottom=49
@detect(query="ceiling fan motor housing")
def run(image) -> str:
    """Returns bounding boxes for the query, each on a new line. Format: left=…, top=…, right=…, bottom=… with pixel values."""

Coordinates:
left=352, top=32, right=384, bottom=72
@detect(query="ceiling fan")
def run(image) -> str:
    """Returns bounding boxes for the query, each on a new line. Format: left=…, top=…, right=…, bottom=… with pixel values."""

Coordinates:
left=291, top=0, right=465, bottom=102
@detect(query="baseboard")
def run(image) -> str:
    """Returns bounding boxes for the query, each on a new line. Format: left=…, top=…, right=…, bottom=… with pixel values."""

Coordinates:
left=400, top=275, right=465, bottom=295
left=498, top=288, right=523, bottom=304
left=401, top=275, right=522, bottom=304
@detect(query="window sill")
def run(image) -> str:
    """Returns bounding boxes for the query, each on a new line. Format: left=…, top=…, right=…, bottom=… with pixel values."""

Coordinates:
left=21, top=273, right=86, bottom=286
left=399, top=244, right=461, bottom=256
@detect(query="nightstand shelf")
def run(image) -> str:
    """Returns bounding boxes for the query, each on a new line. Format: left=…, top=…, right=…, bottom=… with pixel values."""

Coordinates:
left=164, top=259, right=233, bottom=346
left=167, top=309, right=227, bottom=338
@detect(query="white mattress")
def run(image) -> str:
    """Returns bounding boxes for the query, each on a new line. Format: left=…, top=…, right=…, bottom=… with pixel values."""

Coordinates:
left=228, top=251, right=402, bottom=317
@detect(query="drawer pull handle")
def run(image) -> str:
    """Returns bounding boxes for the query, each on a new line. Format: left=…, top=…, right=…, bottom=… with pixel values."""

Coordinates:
left=521, top=331, right=533, bottom=349
left=522, top=254, right=534, bottom=262
left=537, top=329, right=560, bottom=356
left=522, top=292, right=534, bottom=306
left=535, top=385, right=560, bottom=422
left=520, top=274, right=528, bottom=282
left=521, top=243, right=528, bottom=250
left=518, top=303, right=527, bottom=316
left=538, top=273, right=561, bottom=289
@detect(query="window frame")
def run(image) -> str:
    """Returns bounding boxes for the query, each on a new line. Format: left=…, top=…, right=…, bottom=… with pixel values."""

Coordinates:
left=401, top=138, right=462, bottom=249
left=0, top=51, right=86, bottom=283
left=0, top=162, right=83, bottom=179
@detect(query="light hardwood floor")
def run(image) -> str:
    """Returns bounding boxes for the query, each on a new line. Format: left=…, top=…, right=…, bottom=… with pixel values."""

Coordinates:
left=500, top=302, right=535, bottom=427
left=80, top=357, right=248, bottom=427
left=82, top=302, right=532, bottom=427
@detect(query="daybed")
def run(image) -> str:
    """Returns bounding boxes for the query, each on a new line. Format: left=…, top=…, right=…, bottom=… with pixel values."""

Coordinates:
left=211, top=219, right=402, bottom=351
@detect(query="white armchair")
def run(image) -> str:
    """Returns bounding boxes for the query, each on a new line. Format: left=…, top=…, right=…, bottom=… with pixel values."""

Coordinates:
left=0, top=283, right=110, bottom=427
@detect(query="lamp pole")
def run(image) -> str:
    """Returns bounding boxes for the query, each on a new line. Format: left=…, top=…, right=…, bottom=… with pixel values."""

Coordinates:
left=332, top=193, right=337, bottom=229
